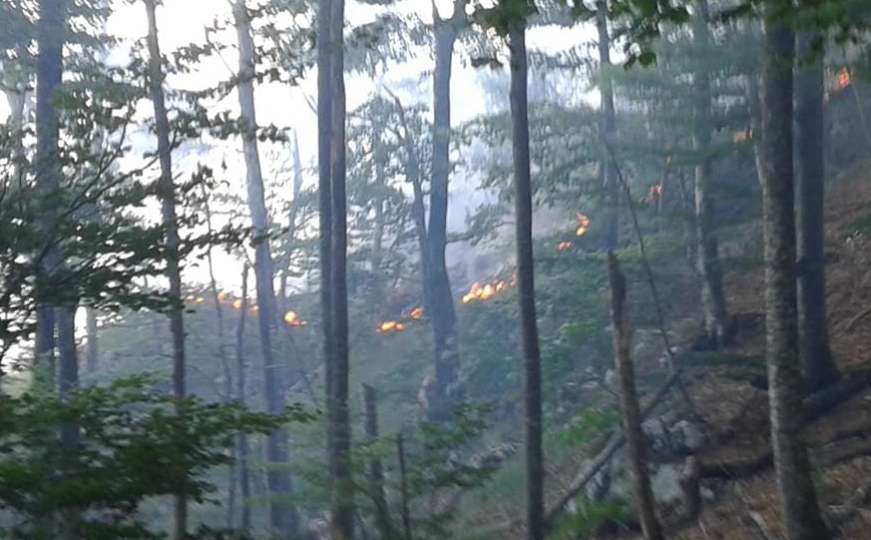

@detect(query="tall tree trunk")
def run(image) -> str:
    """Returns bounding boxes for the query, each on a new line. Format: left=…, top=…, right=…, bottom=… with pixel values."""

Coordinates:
left=235, top=264, right=252, bottom=530
left=144, top=2, right=187, bottom=537
left=362, top=384, right=392, bottom=538
left=34, top=0, right=67, bottom=389
left=317, top=0, right=336, bottom=478
left=607, top=253, right=663, bottom=540
left=508, top=19, right=543, bottom=540
left=232, top=2, right=300, bottom=535
left=692, top=0, right=729, bottom=347
left=596, top=0, right=619, bottom=250
left=427, top=0, right=465, bottom=422
left=202, top=187, right=236, bottom=528
left=760, top=10, right=829, bottom=540
left=329, top=0, right=354, bottom=537
left=795, top=12, right=839, bottom=392
left=85, top=308, right=98, bottom=374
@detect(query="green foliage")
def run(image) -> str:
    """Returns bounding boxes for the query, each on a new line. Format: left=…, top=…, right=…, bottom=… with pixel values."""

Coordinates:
left=0, top=375, right=311, bottom=539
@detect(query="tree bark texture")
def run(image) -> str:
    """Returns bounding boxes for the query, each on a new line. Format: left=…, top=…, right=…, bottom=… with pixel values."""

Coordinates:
left=596, top=0, right=619, bottom=250
left=362, top=384, right=392, bottom=538
left=235, top=263, right=252, bottom=530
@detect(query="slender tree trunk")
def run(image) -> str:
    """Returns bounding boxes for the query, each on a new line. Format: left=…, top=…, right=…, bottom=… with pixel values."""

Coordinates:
left=795, top=14, right=839, bottom=392
left=607, top=253, right=663, bottom=540
left=34, top=0, right=67, bottom=389
left=329, top=0, right=354, bottom=537
left=235, top=264, right=252, bottom=530
left=427, top=0, right=465, bottom=422
left=596, top=0, right=619, bottom=250
left=508, top=20, right=544, bottom=540
left=201, top=188, right=236, bottom=528
left=85, top=308, right=98, bottom=374
left=760, top=11, right=830, bottom=539
left=232, top=2, right=300, bottom=535
left=144, top=2, right=187, bottom=537
left=396, top=433, right=413, bottom=540
left=692, top=0, right=729, bottom=347
left=362, top=384, right=392, bottom=538
left=317, top=0, right=336, bottom=482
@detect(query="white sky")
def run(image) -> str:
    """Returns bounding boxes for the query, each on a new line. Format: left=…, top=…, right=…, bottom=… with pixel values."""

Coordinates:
left=2, top=0, right=597, bottom=295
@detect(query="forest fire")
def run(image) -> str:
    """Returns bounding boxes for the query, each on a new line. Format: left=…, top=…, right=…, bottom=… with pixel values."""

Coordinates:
left=837, top=67, right=851, bottom=91
left=557, top=241, right=573, bottom=252
left=647, top=183, right=664, bottom=203
left=575, top=213, right=591, bottom=237
left=409, top=307, right=424, bottom=320
left=232, top=299, right=243, bottom=310
left=217, top=291, right=229, bottom=303
left=377, top=321, right=406, bottom=335
left=284, top=311, right=307, bottom=327
left=462, top=279, right=509, bottom=304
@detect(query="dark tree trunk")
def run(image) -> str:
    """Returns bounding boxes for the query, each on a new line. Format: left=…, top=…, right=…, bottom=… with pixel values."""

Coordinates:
left=85, top=308, right=98, bottom=374
left=607, top=253, right=664, bottom=540
left=317, top=0, right=335, bottom=475
left=232, top=2, right=300, bottom=535
left=144, top=2, right=187, bottom=536
left=362, top=384, right=392, bottom=538
left=596, top=0, right=619, bottom=250
left=329, top=0, right=354, bottom=537
left=396, top=433, right=413, bottom=540
left=692, top=0, right=729, bottom=347
left=235, top=264, right=252, bottom=530
left=426, top=0, right=466, bottom=423
left=508, top=21, right=544, bottom=540
left=795, top=14, right=839, bottom=392
left=760, top=11, right=830, bottom=540
left=34, top=0, right=67, bottom=388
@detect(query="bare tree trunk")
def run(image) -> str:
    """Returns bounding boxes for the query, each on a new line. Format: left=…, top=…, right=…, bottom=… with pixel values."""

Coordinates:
left=396, top=433, right=413, bottom=540
left=692, top=0, right=729, bottom=347
left=201, top=187, right=236, bottom=528
left=795, top=13, right=839, bottom=392
left=85, top=308, right=98, bottom=374
left=426, top=0, right=466, bottom=422
left=317, top=0, right=336, bottom=485
left=596, top=0, right=619, bottom=250
left=236, top=264, right=252, bottom=530
left=607, top=253, right=663, bottom=540
left=232, top=2, right=300, bottom=535
left=362, top=384, right=392, bottom=538
left=34, top=0, right=67, bottom=390
left=508, top=20, right=544, bottom=540
left=329, top=1, right=354, bottom=537
left=144, top=2, right=187, bottom=537
left=760, top=11, right=829, bottom=539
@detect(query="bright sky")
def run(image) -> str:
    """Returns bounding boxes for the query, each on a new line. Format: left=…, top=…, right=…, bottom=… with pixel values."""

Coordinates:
left=1, top=0, right=596, bottom=294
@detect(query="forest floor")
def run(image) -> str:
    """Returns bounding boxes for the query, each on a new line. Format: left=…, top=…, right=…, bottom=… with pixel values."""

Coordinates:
left=621, top=159, right=871, bottom=540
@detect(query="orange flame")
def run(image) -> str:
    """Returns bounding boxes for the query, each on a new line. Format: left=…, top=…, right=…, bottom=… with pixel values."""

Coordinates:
left=377, top=321, right=406, bottom=335
left=557, top=241, right=573, bottom=252
left=462, top=279, right=510, bottom=304
left=409, top=307, right=424, bottom=321
left=576, top=213, right=591, bottom=237
left=250, top=305, right=259, bottom=313
left=646, top=183, right=664, bottom=204
left=195, top=296, right=206, bottom=304
left=838, top=67, right=851, bottom=91
left=232, top=299, right=243, bottom=310
left=284, top=311, right=307, bottom=327
left=217, top=291, right=229, bottom=303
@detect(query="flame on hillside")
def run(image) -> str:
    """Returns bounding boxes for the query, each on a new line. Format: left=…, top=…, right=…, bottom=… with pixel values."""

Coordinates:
left=575, top=213, right=591, bottom=237
left=284, top=311, right=308, bottom=327
left=837, top=67, right=851, bottom=91
left=409, top=307, right=424, bottom=321
left=377, top=321, right=406, bottom=335
left=217, top=291, right=229, bottom=303
left=557, top=241, right=573, bottom=252
left=462, top=279, right=509, bottom=304
left=647, top=183, right=664, bottom=204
